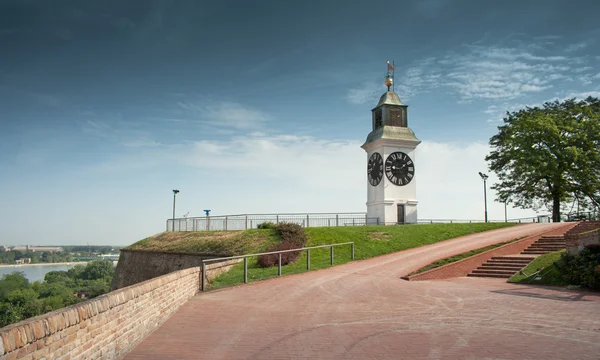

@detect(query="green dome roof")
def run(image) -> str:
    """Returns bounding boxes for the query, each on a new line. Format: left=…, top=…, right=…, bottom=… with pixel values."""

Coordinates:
left=376, top=91, right=405, bottom=107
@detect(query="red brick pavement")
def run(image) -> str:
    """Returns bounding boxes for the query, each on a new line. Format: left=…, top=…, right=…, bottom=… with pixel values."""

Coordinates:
left=125, top=223, right=600, bottom=360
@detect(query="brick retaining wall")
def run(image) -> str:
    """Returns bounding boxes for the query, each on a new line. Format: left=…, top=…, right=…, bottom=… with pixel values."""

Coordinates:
left=565, top=221, right=600, bottom=254
left=0, top=259, right=240, bottom=360
left=404, top=222, right=577, bottom=281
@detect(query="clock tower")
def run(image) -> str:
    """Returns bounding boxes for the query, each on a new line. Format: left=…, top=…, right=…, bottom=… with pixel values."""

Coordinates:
left=361, top=63, right=421, bottom=225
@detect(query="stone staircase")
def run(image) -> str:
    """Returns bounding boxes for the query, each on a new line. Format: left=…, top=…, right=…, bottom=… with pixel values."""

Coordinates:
left=521, top=235, right=566, bottom=255
left=467, top=235, right=568, bottom=279
left=468, top=256, right=536, bottom=278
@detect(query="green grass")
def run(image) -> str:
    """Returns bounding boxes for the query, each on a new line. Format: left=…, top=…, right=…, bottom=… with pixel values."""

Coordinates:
left=408, top=236, right=525, bottom=276
left=509, top=250, right=567, bottom=285
left=127, top=229, right=279, bottom=255
left=209, top=222, right=517, bottom=290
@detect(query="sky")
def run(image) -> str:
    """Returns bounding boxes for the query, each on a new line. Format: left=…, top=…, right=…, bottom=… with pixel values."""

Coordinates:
left=1, top=0, right=599, bottom=246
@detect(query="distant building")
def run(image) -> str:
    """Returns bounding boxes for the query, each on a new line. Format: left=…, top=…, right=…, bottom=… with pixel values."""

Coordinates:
left=11, top=246, right=63, bottom=253
left=15, top=258, right=31, bottom=264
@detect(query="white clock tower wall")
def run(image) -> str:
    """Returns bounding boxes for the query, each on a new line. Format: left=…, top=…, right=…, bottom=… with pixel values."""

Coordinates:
left=361, top=70, right=421, bottom=225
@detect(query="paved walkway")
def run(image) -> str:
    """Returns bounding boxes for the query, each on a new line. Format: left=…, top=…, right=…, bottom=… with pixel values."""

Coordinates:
left=126, top=223, right=600, bottom=360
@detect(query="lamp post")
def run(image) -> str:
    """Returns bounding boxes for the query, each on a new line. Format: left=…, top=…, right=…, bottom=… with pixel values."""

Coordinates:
left=478, top=172, right=488, bottom=223
left=504, top=202, right=508, bottom=223
left=172, top=189, right=180, bottom=231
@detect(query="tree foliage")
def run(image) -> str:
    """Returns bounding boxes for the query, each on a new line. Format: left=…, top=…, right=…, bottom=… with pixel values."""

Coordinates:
left=486, top=97, right=600, bottom=222
left=0, top=260, right=114, bottom=327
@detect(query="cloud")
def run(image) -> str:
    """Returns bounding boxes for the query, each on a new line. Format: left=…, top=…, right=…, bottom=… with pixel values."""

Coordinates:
left=79, top=115, right=162, bottom=148
left=565, top=41, right=591, bottom=52
left=84, top=132, right=541, bottom=221
left=347, top=36, right=598, bottom=106
left=176, top=101, right=270, bottom=130
left=347, top=82, right=381, bottom=105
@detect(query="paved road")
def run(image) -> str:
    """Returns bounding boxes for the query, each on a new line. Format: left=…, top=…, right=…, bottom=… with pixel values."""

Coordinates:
left=126, top=223, right=600, bottom=360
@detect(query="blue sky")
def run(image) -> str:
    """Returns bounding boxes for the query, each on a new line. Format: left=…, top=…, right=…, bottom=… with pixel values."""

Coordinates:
left=1, top=0, right=599, bottom=246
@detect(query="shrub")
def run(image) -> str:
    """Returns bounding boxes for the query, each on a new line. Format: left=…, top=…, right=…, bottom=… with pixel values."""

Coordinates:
left=257, top=221, right=277, bottom=229
left=275, top=222, right=307, bottom=247
left=257, top=222, right=307, bottom=268
left=257, top=241, right=304, bottom=268
left=556, top=248, right=600, bottom=289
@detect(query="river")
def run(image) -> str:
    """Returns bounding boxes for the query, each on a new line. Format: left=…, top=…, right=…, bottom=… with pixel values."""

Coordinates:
left=0, top=262, right=117, bottom=283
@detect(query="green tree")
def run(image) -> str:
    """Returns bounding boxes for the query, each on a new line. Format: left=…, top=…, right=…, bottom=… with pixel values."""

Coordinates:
left=81, top=260, right=114, bottom=281
left=0, top=272, right=29, bottom=300
left=486, top=97, right=600, bottom=222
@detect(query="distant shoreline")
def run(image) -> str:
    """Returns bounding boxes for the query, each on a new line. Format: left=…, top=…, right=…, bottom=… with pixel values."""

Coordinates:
left=0, top=261, right=89, bottom=268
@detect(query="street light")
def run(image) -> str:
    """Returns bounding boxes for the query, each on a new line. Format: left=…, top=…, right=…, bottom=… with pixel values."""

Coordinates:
left=172, top=189, right=180, bottom=231
left=478, top=172, right=489, bottom=223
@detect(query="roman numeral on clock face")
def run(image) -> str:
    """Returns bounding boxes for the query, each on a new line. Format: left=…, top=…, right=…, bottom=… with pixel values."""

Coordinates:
left=384, top=151, right=415, bottom=186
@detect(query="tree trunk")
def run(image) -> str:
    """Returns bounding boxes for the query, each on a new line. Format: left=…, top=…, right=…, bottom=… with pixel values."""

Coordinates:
left=552, top=194, right=561, bottom=223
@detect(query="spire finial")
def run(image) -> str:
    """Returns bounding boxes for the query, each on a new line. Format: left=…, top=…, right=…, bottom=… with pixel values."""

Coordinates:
left=385, top=60, right=396, bottom=92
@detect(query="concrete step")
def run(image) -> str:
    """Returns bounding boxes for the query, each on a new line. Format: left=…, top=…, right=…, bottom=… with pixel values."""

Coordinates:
left=481, top=262, right=527, bottom=267
left=540, top=235, right=565, bottom=239
left=487, top=258, right=534, bottom=263
left=526, top=245, right=564, bottom=249
left=467, top=273, right=512, bottom=278
left=486, top=261, right=531, bottom=266
left=522, top=250, right=553, bottom=254
left=471, top=269, right=517, bottom=275
left=491, top=256, right=535, bottom=261
left=533, top=241, right=565, bottom=245
left=478, top=265, right=525, bottom=271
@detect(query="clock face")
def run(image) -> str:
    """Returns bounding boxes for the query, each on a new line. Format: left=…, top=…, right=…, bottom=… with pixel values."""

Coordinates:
left=385, top=152, right=414, bottom=186
left=367, top=152, right=383, bottom=186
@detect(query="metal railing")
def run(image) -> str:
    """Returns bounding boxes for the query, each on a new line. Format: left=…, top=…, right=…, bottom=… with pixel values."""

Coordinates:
left=200, top=242, right=354, bottom=291
left=167, top=212, right=554, bottom=232
left=167, top=212, right=375, bottom=232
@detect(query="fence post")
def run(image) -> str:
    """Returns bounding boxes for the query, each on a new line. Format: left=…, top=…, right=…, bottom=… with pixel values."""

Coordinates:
left=365, top=214, right=368, bottom=225
left=245, top=215, right=248, bottom=230
left=225, top=216, right=228, bottom=231
left=278, top=253, right=282, bottom=276
left=306, top=215, right=310, bottom=228
left=330, top=246, right=334, bottom=265
left=307, top=249, right=310, bottom=270
left=336, top=214, right=339, bottom=227
left=244, top=257, right=248, bottom=284
left=351, top=243, right=355, bottom=260
left=377, top=218, right=380, bottom=225
left=276, top=215, right=279, bottom=224
left=193, top=219, right=196, bottom=231
left=166, top=220, right=169, bottom=232
left=201, top=262, right=206, bottom=292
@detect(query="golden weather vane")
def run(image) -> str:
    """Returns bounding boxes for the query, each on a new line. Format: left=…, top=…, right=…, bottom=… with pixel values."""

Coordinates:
left=385, top=60, right=396, bottom=92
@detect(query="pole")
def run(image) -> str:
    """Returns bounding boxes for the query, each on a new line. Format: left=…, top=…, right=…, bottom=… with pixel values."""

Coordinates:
left=483, top=178, right=488, bottom=223
left=504, top=202, right=507, bottom=223
left=172, top=190, right=179, bottom=232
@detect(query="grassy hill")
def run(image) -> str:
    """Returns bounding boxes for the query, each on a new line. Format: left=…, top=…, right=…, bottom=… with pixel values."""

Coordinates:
left=128, top=222, right=517, bottom=290
left=508, top=250, right=567, bottom=285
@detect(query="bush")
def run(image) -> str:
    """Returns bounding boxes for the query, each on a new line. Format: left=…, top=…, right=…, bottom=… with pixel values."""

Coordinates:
left=256, top=241, right=304, bottom=268
left=556, top=248, right=600, bottom=289
left=257, top=222, right=307, bottom=268
left=257, top=221, right=277, bottom=229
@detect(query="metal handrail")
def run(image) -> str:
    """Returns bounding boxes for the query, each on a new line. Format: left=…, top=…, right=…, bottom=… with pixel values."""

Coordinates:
left=201, top=242, right=355, bottom=291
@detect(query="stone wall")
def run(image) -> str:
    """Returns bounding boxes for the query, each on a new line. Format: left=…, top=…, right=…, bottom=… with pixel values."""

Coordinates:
left=0, top=267, right=200, bottom=360
left=112, top=249, right=230, bottom=290
left=0, top=259, right=242, bottom=360
left=565, top=221, right=600, bottom=254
